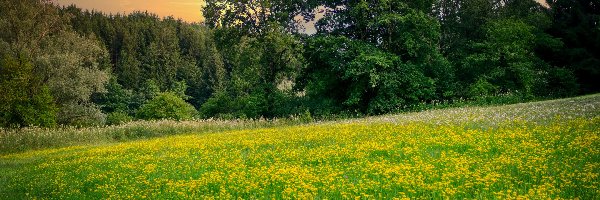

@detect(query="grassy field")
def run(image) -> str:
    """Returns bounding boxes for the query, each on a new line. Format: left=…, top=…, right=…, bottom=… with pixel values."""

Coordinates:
left=1, top=95, right=599, bottom=199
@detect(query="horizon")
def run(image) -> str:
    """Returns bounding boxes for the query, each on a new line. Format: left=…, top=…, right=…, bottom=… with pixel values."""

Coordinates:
left=53, top=0, right=206, bottom=23
left=53, top=0, right=549, bottom=24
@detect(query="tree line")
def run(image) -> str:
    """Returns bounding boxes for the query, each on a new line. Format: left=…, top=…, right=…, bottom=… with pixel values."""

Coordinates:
left=0, top=0, right=598, bottom=127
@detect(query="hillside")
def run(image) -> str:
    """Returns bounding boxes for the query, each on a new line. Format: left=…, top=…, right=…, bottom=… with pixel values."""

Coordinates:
left=1, top=95, right=599, bottom=199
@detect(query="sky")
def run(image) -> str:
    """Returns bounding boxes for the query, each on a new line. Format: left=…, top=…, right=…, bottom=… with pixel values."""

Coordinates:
left=53, top=0, right=549, bottom=25
left=54, top=0, right=206, bottom=23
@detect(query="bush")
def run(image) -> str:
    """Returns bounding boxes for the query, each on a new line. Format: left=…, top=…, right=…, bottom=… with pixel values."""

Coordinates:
left=299, top=109, right=313, bottom=123
left=58, top=103, right=106, bottom=127
left=538, top=67, right=579, bottom=98
left=469, top=79, right=499, bottom=98
left=137, top=92, right=198, bottom=120
left=106, top=111, right=133, bottom=126
left=199, top=92, right=232, bottom=119
left=199, top=91, right=269, bottom=119
left=93, top=78, right=134, bottom=115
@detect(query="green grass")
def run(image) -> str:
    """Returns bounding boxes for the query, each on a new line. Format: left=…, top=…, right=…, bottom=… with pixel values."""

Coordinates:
left=1, top=94, right=599, bottom=199
left=0, top=118, right=307, bottom=155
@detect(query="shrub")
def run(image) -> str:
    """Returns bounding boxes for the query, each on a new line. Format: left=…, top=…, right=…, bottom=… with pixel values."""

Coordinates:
left=199, top=92, right=232, bottom=119
left=539, top=67, right=579, bottom=98
left=106, top=111, right=133, bottom=126
left=469, top=79, right=499, bottom=98
left=137, top=92, right=198, bottom=120
left=58, top=103, right=106, bottom=127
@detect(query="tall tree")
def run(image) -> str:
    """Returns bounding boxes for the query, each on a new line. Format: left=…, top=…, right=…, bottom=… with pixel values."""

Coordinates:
left=461, top=19, right=538, bottom=97
left=299, top=0, right=454, bottom=114
left=36, top=31, right=110, bottom=126
left=201, top=26, right=304, bottom=118
left=203, top=0, right=317, bottom=35
left=0, top=0, right=68, bottom=56
left=546, top=0, right=600, bottom=94
left=0, top=50, right=57, bottom=127
left=203, top=0, right=306, bottom=118
left=300, top=35, right=436, bottom=114
left=1, top=0, right=110, bottom=126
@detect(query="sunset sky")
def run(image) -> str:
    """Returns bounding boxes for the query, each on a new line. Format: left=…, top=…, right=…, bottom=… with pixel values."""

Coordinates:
left=54, top=0, right=206, bottom=23
left=53, top=0, right=549, bottom=24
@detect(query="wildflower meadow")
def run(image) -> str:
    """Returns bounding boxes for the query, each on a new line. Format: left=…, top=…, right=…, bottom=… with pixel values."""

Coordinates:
left=1, top=95, right=599, bottom=199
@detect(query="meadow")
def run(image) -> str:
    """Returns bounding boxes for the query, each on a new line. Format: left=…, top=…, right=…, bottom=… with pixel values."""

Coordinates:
left=1, top=95, right=599, bottom=199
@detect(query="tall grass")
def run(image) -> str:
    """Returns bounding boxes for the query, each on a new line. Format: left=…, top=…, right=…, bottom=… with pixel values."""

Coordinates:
left=0, top=118, right=307, bottom=155
left=2, top=94, right=598, bottom=155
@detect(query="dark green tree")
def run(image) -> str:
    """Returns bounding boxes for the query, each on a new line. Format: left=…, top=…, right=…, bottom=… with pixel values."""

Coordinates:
left=93, top=78, right=134, bottom=114
left=545, top=0, right=600, bottom=94
left=300, top=36, right=435, bottom=115
left=1, top=0, right=110, bottom=126
left=300, top=0, right=452, bottom=114
left=203, top=0, right=307, bottom=118
left=201, top=26, right=304, bottom=118
left=0, top=52, right=57, bottom=127
left=461, top=19, right=538, bottom=97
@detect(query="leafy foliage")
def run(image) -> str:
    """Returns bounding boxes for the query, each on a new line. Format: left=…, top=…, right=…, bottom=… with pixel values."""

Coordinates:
left=301, top=36, right=435, bottom=114
left=545, top=0, right=600, bottom=94
left=1, top=0, right=109, bottom=127
left=137, top=92, right=198, bottom=121
left=36, top=31, right=110, bottom=125
left=0, top=53, right=57, bottom=127
left=461, top=19, right=538, bottom=97
left=0, top=0, right=598, bottom=127
left=105, top=111, right=134, bottom=126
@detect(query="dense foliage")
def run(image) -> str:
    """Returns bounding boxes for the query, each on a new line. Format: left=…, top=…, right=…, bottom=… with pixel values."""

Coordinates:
left=0, top=0, right=598, bottom=127
left=137, top=92, right=198, bottom=121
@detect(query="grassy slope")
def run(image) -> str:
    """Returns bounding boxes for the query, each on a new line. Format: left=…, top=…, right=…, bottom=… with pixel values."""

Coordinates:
left=1, top=95, right=599, bottom=199
left=0, top=116, right=305, bottom=155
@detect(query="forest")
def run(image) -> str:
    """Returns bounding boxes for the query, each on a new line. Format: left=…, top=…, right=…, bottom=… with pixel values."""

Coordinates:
left=1, top=0, right=598, bottom=128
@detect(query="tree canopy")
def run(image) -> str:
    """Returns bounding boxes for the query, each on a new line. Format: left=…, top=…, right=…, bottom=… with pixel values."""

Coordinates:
left=0, top=0, right=598, bottom=127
